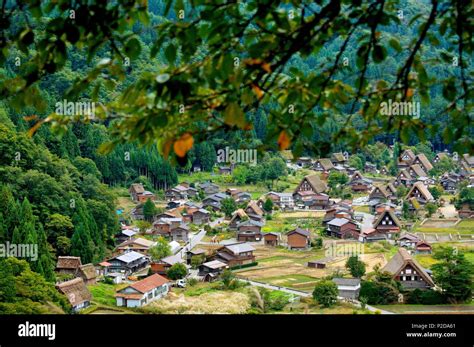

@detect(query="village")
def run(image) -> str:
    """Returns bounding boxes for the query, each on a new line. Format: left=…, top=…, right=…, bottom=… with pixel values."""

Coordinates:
left=53, top=149, right=474, bottom=315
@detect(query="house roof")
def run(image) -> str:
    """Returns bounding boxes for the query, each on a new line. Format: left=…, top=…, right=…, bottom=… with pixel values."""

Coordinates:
left=315, top=158, right=334, bottom=170
left=332, top=278, right=361, bottom=286
left=121, top=229, right=137, bottom=237
left=79, top=264, right=97, bottom=280
left=296, top=174, right=327, bottom=194
left=406, top=182, right=434, bottom=201
left=130, top=183, right=145, bottom=194
left=237, top=219, right=264, bottom=228
left=398, top=169, right=413, bottom=180
left=415, top=153, right=433, bottom=171
left=373, top=208, right=402, bottom=228
left=332, top=152, right=346, bottom=162
left=400, top=149, right=416, bottom=161
left=161, top=254, right=184, bottom=266
left=115, top=251, right=147, bottom=264
left=225, top=243, right=255, bottom=254
left=263, top=232, right=280, bottom=237
left=398, top=233, right=420, bottom=242
left=57, top=278, right=91, bottom=307
left=202, top=260, right=228, bottom=270
left=56, top=256, right=82, bottom=270
left=410, top=164, right=427, bottom=177
left=382, top=248, right=435, bottom=287
left=129, top=274, right=169, bottom=294
left=246, top=201, right=264, bottom=216
left=463, top=153, right=474, bottom=166
left=188, top=248, right=206, bottom=255
left=118, top=237, right=156, bottom=249
left=287, top=227, right=311, bottom=237
left=328, top=218, right=353, bottom=227
left=435, top=153, right=449, bottom=161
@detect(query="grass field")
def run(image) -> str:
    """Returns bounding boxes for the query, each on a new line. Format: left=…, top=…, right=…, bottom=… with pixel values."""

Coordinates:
left=414, top=219, right=474, bottom=234
left=88, top=282, right=125, bottom=307
left=375, top=304, right=474, bottom=314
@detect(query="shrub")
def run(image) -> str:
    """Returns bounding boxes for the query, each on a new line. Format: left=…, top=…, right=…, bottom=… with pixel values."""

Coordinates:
left=312, top=280, right=338, bottom=307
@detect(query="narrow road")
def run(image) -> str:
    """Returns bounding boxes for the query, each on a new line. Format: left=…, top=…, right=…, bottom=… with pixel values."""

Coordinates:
left=236, top=278, right=394, bottom=314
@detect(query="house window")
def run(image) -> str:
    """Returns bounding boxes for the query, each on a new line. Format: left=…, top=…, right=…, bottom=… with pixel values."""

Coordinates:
left=405, top=268, right=412, bottom=274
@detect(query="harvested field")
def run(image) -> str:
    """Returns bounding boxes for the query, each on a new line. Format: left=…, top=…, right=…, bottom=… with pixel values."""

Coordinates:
left=278, top=211, right=325, bottom=218
left=420, top=219, right=459, bottom=228
left=144, top=291, right=250, bottom=314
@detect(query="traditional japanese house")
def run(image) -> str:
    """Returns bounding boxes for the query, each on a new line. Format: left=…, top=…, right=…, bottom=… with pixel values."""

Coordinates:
left=372, top=208, right=402, bottom=240
left=56, top=278, right=92, bottom=312
left=382, top=248, right=435, bottom=289
left=348, top=171, right=373, bottom=192
left=313, top=158, right=334, bottom=172
left=412, top=153, right=434, bottom=173
left=405, top=182, right=434, bottom=205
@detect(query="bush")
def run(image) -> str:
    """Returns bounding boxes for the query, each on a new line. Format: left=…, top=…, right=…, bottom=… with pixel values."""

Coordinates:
left=187, top=278, right=198, bottom=287
left=359, top=280, right=398, bottom=305
left=166, top=263, right=188, bottom=280
left=406, top=289, right=446, bottom=305
left=312, top=280, right=338, bottom=307
left=229, top=262, right=258, bottom=270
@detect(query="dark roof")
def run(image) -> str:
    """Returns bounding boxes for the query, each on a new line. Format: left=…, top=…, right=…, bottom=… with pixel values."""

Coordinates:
left=56, top=256, right=82, bottom=270
left=287, top=228, right=311, bottom=237
left=332, top=278, right=361, bottom=286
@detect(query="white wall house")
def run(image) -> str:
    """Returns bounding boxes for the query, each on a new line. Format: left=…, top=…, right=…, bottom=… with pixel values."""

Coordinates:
left=115, top=274, right=170, bottom=308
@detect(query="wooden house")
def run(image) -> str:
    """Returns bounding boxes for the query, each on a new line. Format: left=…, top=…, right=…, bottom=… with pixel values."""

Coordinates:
left=415, top=241, right=432, bottom=254
left=382, top=248, right=435, bottom=290
left=331, top=152, right=347, bottom=165
left=169, top=224, right=190, bottom=242
left=294, top=174, right=327, bottom=196
left=287, top=228, right=311, bottom=250
left=433, top=152, right=449, bottom=164
left=369, top=184, right=396, bottom=202
left=56, top=278, right=92, bottom=312
left=198, top=182, right=220, bottom=195
left=397, top=233, right=420, bottom=249
left=115, top=274, right=170, bottom=308
left=56, top=256, right=82, bottom=276
left=348, top=171, right=373, bottom=192
left=394, top=169, right=414, bottom=187
left=398, top=149, right=416, bottom=168
left=198, top=260, right=228, bottom=280
left=229, top=209, right=249, bottom=230
left=380, top=166, right=389, bottom=175
left=296, top=157, right=312, bottom=167
left=405, top=182, right=434, bottom=205
left=313, top=158, right=334, bottom=172
left=129, top=183, right=145, bottom=202
left=78, top=264, right=97, bottom=285
left=245, top=201, right=265, bottom=220
left=186, top=248, right=206, bottom=265
left=326, top=218, right=360, bottom=239
left=412, top=153, right=433, bottom=173
left=116, top=237, right=157, bottom=255
left=408, top=164, right=427, bottom=178
left=192, top=208, right=210, bottom=225
left=215, top=243, right=256, bottom=267
left=263, top=232, right=279, bottom=246
left=372, top=208, right=402, bottom=240
left=262, top=192, right=294, bottom=210
left=236, top=219, right=263, bottom=242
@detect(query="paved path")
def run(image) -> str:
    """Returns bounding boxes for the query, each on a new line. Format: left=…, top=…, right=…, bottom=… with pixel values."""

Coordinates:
left=359, top=212, right=375, bottom=232
left=237, top=278, right=394, bottom=314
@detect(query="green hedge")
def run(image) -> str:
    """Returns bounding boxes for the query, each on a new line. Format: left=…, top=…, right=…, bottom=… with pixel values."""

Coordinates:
left=230, top=262, right=258, bottom=270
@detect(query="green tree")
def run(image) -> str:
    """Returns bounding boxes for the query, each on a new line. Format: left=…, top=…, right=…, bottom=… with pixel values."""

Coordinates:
left=166, top=263, right=188, bottom=280
left=345, top=256, right=366, bottom=278
left=143, top=198, right=157, bottom=222
left=328, top=171, right=349, bottom=189
left=425, top=202, right=438, bottom=217
left=221, top=197, right=237, bottom=218
left=428, top=186, right=442, bottom=201
left=432, top=247, right=473, bottom=303
left=312, top=280, right=338, bottom=308
left=221, top=269, right=237, bottom=289
left=263, top=198, right=274, bottom=213
left=149, top=237, right=172, bottom=261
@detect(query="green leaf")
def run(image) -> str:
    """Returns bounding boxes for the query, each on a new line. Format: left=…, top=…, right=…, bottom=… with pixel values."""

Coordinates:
left=224, top=102, right=246, bottom=128
left=388, top=38, right=402, bottom=53
left=165, top=43, right=177, bottom=64
left=372, top=45, right=387, bottom=63
left=124, top=37, right=141, bottom=60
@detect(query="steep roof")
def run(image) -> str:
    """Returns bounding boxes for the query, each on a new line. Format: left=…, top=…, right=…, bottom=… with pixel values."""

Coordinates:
left=406, top=182, right=434, bottom=201
left=435, top=152, right=449, bottom=161
left=130, top=183, right=145, bottom=194
left=246, top=201, right=264, bottom=216
left=295, top=174, right=327, bottom=194
left=398, top=232, right=420, bottom=242
left=397, top=169, right=413, bottom=180
left=57, top=278, right=91, bottom=307
left=56, top=256, right=82, bottom=270
left=331, top=152, right=346, bottom=162
left=129, top=274, right=169, bottom=293
left=79, top=264, right=97, bottom=280
left=373, top=208, right=402, bottom=228
left=463, top=153, right=474, bottom=166
left=315, top=158, right=334, bottom=170
left=400, top=149, right=416, bottom=161
left=415, top=153, right=433, bottom=171
left=382, top=248, right=435, bottom=287
left=410, top=164, right=427, bottom=177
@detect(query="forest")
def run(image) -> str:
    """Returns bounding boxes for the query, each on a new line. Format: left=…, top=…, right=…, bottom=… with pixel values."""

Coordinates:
left=0, top=0, right=472, bottom=312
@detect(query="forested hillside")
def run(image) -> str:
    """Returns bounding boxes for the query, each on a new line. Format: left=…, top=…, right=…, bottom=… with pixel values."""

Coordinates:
left=0, top=0, right=472, bottom=307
